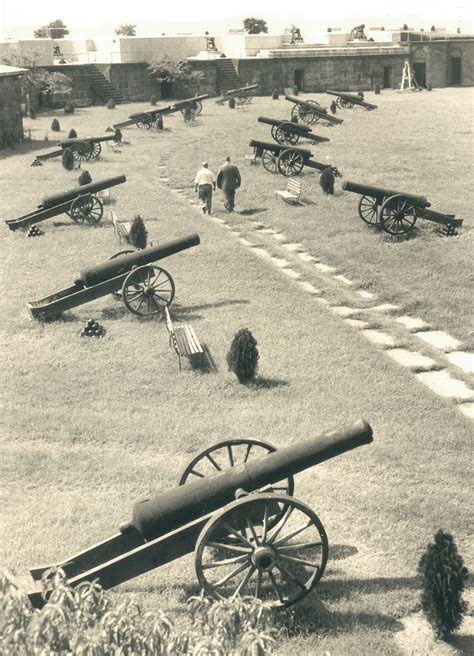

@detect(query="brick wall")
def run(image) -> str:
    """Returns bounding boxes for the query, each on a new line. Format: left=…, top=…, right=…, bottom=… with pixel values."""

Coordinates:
left=0, top=75, right=24, bottom=147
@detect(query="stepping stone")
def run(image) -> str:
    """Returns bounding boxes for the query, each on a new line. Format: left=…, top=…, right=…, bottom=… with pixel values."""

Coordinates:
left=333, top=274, right=353, bottom=286
left=281, top=268, right=301, bottom=280
left=415, top=371, right=473, bottom=400
left=271, top=233, right=287, bottom=241
left=252, top=247, right=271, bottom=260
left=387, top=349, right=437, bottom=371
left=260, top=228, right=276, bottom=234
left=357, top=290, right=374, bottom=300
left=298, top=252, right=317, bottom=263
left=458, top=403, right=474, bottom=420
left=345, top=319, right=369, bottom=329
left=159, top=177, right=169, bottom=182
left=238, top=237, right=252, bottom=246
left=213, top=217, right=226, bottom=223
left=314, top=263, right=336, bottom=273
left=366, top=303, right=399, bottom=314
left=362, top=330, right=397, bottom=347
left=315, top=297, right=330, bottom=306
left=331, top=306, right=359, bottom=318
left=158, top=165, right=166, bottom=169
left=415, top=331, right=462, bottom=352
left=270, top=257, right=291, bottom=268
left=445, top=351, right=474, bottom=374
left=396, top=315, right=429, bottom=331
left=283, top=242, right=303, bottom=252
left=230, top=231, right=241, bottom=236
left=298, top=281, right=320, bottom=294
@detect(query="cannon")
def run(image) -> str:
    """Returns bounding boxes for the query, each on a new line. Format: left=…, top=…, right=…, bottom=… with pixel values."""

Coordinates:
left=31, top=135, right=118, bottom=166
left=171, top=94, right=209, bottom=121
left=249, top=139, right=341, bottom=178
left=285, top=95, right=344, bottom=127
left=258, top=116, right=330, bottom=146
left=110, top=106, right=172, bottom=131
left=5, top=175, right=126, bottom=231
left=342, top=180, right=463, bottom=236
left=326, top=90, right=377, bottom=111
left=215, top=84, right=259, bottom=106
left=25, top=233, right=200, bottom=320
left=27, top=419, right=373, bottom=609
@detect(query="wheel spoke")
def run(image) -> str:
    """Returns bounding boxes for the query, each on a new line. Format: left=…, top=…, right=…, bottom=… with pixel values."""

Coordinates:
left=214, top=561, right=252, bottom=588
left=277, top=553, right=320, bottom=569
left=189, top=468, right=205, bottom=478
left=268, top=570, right=285, bottom=603
left=233, top=564, right=256, bottom=597
left=272, top=519, right=313, bottom=548
left=261, top=502, right=270, bottom=542
left=274, top=562, right=307, bottom=590
left=221, top=522, right=255, bottom=549
left=207, top=542, right=252, bottom=554
left=243, top=443, right=253, bottom=463
left=244, top=515, right=260, bottom=546
left=206, top=453, right=222, bottom=471
left=227, top=444, right=234, bottom=467
left=202, top=554, right=250, bottom=569
left=278, top=541, right=322, bottom=552
left=268, top=505, right=295, bottom=544
left=255, top=568, right=262, bottom=599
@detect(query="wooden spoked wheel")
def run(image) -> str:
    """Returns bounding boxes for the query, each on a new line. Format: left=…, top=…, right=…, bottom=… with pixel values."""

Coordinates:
left=340, top=99, right=354, bottom=109
left=272, top=123, right=299, bottom=146
left=193, top=101, right=203, bottom=115
left=262, top=150, right=278, bottom=173
left=380, top=195, right=418, bottom=235
left=109, top=250, right=135, bottom=299
left=243, top=95, right=253, bottom=104
left=122, top=265, right=175, bottom=316
left=137, top=119, right=153, bottom=129
left=178, top=438, right=294, bottom=498
left=90, top=141, right=102, bottom=159
left=72, top=144, right=92, bottom=161
left=278, top=149, right=305, bottom=177
left=195, top=493, right=328, bottom=608
left=358, top=195, right=380, bottom=226
left=68, top=195, right=103, bottom=225
left=296, top=105, right=317, bottom=125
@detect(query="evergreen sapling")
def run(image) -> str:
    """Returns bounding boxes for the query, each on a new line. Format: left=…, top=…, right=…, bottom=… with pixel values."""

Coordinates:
left=61, top=147, right=74, bottom=171
left=51, top=118, right=60, bottom=132
left=227, top=328, right=259, bottom=384
left=129, top=215, right=148, bottom=249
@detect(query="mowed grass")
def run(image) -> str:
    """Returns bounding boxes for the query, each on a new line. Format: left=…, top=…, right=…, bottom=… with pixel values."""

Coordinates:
left=0, top=95, right=473, bottom=655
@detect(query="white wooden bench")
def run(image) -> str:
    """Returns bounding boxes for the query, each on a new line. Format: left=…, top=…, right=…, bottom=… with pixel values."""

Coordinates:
left=164, top=305, right=204, bottom=370
left=106, top=140, right=121, bottom=153
left=111, top=209, right=132, bottom=244
left=97, top=189, right=111, bottom=205
left=275, top=179, right=302, bottom=205
left=245, top=148, right=258, bottom=165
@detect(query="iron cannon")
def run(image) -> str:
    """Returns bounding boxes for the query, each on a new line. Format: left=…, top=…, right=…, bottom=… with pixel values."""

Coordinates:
left=32, top=135, right=118, bottom=166
left=111, top=106, right=173, bottom=130
left=258, top=116, right=330, bottom=146
left=342, top=180, right=463, bottom=236
left=216, top=84, right=258, bottom=105
left=26, top=233, right=200, bottom=319
left=248, top=139, right=341, bottom=178
left=326, top=90, right=377, bottom=111
left=285, top=95, right=343, bottom=126
left=6, top=175, right=126, bottom=231
left=28, top=419, right=373, bottom=609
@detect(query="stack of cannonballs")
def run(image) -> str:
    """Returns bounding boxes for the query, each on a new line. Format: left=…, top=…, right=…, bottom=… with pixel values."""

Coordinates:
left=435, top=225, right=459, bottom=238
left=27, top=225, right=43, bottom=237
left=80, top=319, right=106, bottom=338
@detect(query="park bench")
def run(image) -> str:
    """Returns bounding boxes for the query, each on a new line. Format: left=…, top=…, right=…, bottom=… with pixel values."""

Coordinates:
left=244, top=149, right=258, bottom=165
left=164, top=305, right=204, bottom=369
left=106, top=140, right=121, bottom=153
left=275, top=179, right=302, bottom=205
left=111, top=209, right=132, bottom=244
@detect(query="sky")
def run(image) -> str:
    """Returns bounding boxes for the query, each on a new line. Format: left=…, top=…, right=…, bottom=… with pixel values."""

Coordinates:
left=1, top=0, right=473, bottom=40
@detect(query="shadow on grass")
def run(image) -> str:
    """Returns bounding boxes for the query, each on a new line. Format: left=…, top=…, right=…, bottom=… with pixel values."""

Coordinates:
left=317, top=575, right=420, bottom=601
left=251, top=377, right=289, bottom=389
left=330, top=544, right=358, bottom=560
left=238, top=208, right=268, bottom=216
left=446, top=634, right=474, bottom=655
left=190, top=343, right=218, bottom=373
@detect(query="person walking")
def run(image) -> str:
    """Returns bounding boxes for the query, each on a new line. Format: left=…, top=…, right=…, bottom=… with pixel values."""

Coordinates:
left=217, top=156, right=241, bottom=213
left=194, top=162, right=216, bottom=215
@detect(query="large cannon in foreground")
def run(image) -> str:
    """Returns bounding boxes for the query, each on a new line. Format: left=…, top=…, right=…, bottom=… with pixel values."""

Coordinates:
left=249, top=139, right=341, bottom=178
left=26, top=233, right=200, bottom=319
left=285, top=95, right=344, bottom=127
left=28, top=419, right=373, bottom=609
left=32, top=135, right=118, bottom=166
left=5, top=175, right=126, bottom=231
left=342, top=180, right=463, bottom=236
left=215, top=84, right=259, bottom=105
left=258, top=116, right=330, bottom=146
left=326, top=90, right=377, bottom=111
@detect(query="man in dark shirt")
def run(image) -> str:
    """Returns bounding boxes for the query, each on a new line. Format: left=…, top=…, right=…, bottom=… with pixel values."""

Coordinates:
left=217, top=156, right=241, bottom=213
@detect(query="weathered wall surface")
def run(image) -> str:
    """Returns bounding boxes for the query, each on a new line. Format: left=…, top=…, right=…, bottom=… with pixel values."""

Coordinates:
left=411, top=40, right=474, bottom=86
left=98, top=64, right=162, bottom=101
left=0, top=75, right=24, bottom=147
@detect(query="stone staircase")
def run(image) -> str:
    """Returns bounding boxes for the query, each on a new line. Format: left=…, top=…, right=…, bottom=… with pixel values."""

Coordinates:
left=216, top=58, right=241, bottom=92
left=87, top=65, right=124, bottom=103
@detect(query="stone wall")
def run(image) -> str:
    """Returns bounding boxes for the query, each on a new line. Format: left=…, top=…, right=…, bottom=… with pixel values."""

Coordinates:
left=97, top=64, right=162, bottom=101
left=0, top=75, right=24, bottom=147
left=411, top=40, right=474, bottom=86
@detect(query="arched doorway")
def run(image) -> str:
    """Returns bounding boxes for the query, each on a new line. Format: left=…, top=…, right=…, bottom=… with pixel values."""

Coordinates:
left=412, top=48, right=428, bottom=88
left=449, top=48, right=462, bottom=86
left=160, top=80, right=173, bottom=99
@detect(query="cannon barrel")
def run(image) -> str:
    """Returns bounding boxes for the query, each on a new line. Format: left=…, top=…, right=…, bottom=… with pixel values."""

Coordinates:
left=225, top=83, right=258, bottom=95
left=129, top=106, right=172, bottom=119
left=59, top=135, right=116, bottom=148
left=132, top=419, right=373, bottom=541
left=342, top=180, right=430, bottom=208
left=285, top=95, right=302, bottom=104
left=249, top=139, right=313, bottom=158
left=41, top=176, right=127, bottom=209
left=172, top=94, right=209, bottom=108
left=77, top=233, right=200, bottom=287
left=257, top=116, right=312, bottom=133
left=326, top=90, right=377, bottom=109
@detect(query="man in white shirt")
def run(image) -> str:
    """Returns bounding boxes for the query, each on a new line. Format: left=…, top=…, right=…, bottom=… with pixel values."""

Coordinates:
left=194, top=162, right=216, bottom=215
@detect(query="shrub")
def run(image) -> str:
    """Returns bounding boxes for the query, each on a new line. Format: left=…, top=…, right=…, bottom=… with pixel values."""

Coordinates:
left=227, top=328, right=259, bottom=384
left=29, top=107, right=36, bottom=119
left=272, top=88, right=279, bottom=100
left=68, top=128, right=77, bottom=138
left=63, top=103, right=75, bottom=114
left=228, top=97, right=236, bottom=109
left=292, top=85, right=299, bottom=96
left=61, top=147, right=74, bottom=171
left=78, top=170, right=92, bottom=186
left=427, top=82, right=432, bottom=91
left=330, top=100, right=337, bottom=114
left=150, top=94, right=158, bottom=105
left=129, top=215, right=148, bottom=249
left=51, top=118, right=60, bottom=132
left=418, top=529, right=468, bottom=640
left=320, top=168, right=335, bottom=195
left=375, top=84, right=381, bottom=94
left=114, top=127, right=123, bottom=143
left=106, top=98, right=116, bottom=109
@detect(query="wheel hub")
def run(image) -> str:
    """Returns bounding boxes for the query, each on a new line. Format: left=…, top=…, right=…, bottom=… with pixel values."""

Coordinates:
left=251, top=546, right=276, bottom=572
left=143, top=286, right=155, bottom=297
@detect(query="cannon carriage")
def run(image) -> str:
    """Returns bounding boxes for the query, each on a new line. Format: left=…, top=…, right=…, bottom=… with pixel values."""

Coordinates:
left=25, top=234, right=200, bottom=320
left=109, top=95, right=209, bottom=131
left=27, top=420, right=373, bottom=609
left=5, top=176, right=126, bottom=232
left=249, top=139, right=341, bottom=178
left=342, top=180, right=463, bottom=236
left=258, top=116, right=330, bottom=146
left=32, top=135, right=119, bottom=166
left=216, top=84, right=259, bottom=105
left=326, top=90, right=377, bottom=111
left=285, top=95, right=343, bottom=127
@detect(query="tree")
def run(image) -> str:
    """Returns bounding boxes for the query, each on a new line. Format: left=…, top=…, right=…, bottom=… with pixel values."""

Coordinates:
left=243, top=18, right=268, bottom=34
left=0, top=53, right=72, bottom=98
left=34, top=19, right=69, bottom=39
left=148, top=58, right=204, bottom=93
left=115, top=24, right=137, bottom=37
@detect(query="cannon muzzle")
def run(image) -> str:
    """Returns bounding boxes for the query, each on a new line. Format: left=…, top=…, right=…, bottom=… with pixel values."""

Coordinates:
left=59, top=135, right=116, bottom=148
left=41, top=175, right=127, bottom=209
left=77, top=233, right=200, bottom=287
left=285, top=95, right=301, bottom=104
left=225, top=84, right=258, bottom=95
left=132, top=419, right=373, bottom=540
left=173, top=94, right=209, bottom=108
left=342, top=180, right=430, bottom=208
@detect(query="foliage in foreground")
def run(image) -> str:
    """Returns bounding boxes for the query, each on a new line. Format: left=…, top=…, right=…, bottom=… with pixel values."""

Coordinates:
left=227, top=328, right=259, bottom=384
left=0, top=568, right=275, bottom=655
left=418, top=530, right=468, bottom=640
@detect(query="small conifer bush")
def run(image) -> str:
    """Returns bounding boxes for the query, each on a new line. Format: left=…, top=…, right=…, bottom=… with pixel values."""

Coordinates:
left=29, top=108, right=36, bottom=119
left=292, top=85, right=299, bottom=96
left=78, top=170, right=92, bottom=186
left=418, top=529, right=468, bottom=640
left=375, top=84, right=381, bottom=94
left=229, top=97, right=236, bottom=109
left=106, top=98, right=116, bottom=109
left=272, top=89, right=279, bottom=100
left=68, top=128, right=77, bottom=138
left=51, top=118, right=60, bottom=132
left=320, top=168, right=335, bottom=195
left=150, top=95, right=158, bottom=105
left=61, top=148, right=75, bottom=171
left=114, top=128, right=122, bottom=143
left=129, top=215, right=148, bottom=249
left=227, top=328, right=259, bottom=384
left=63, top=104, right=75, bottom=114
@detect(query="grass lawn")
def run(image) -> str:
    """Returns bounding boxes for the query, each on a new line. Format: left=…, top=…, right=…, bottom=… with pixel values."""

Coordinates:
left=1, top=90, right=473, bottom=655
